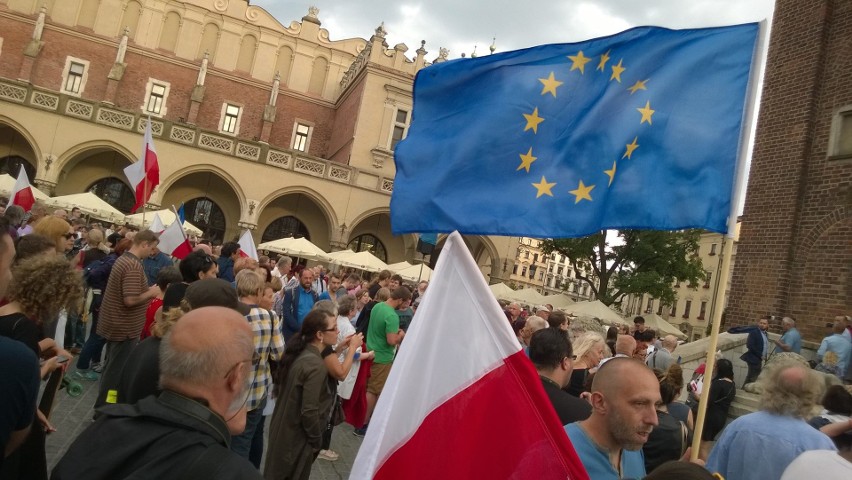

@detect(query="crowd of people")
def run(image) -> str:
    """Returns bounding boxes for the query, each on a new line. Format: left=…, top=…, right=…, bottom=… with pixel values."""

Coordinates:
left=1, top=202, right=851, bottom=480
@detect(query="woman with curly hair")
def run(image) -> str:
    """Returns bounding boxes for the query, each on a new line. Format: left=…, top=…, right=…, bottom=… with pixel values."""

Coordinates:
left=0, top=255, right=83, bottom=479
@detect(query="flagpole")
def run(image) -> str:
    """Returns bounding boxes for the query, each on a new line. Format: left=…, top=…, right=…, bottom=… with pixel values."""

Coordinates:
left=689, top=19, right=768, bottom=462
left=171, top=204, right=187, bottom=241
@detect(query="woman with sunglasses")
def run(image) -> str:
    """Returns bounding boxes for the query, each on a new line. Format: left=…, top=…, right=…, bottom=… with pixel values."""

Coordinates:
left=33, top=215, right=75, bottom=255
left=265, top=309, right=361, bottom=480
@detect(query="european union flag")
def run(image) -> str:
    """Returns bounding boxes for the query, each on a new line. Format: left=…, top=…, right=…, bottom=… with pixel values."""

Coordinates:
left=390, top=24, right=758, bottom=238
left=177, top=202, right=186, bottom=225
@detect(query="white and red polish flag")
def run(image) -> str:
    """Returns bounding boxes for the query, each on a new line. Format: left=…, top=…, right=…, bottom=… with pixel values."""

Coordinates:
left=149, top=213, right=166, bottom=234
left=156, top=218, right=192, bottom=260
left=10, top=165, right=35, bottom=212
left=351, top=231, right=589, bottom=480
left=238, top=229, right=258, bottom=261
left=124, top=119, right=160, bottom=213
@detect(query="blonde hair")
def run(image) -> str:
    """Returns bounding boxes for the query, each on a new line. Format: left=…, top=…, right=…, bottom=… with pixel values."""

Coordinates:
left=375, top=287, right=390, bottom=302
left=33, top=216, right=71, bottom=252
left=572, top=332, right=606, bottom=364
left=86, top=228, right=110, bottom=254
left=151, top=305, right=186, bottom=338
left=235, top=269, right=264, bottom=298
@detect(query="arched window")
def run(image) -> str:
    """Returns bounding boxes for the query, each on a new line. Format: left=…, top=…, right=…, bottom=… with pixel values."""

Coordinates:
left=185, top=197, right=226, bottom=242
left=262, top=215, right=309, bottom=243
left=87, top=177, right=135, bottom=214
left=0, top=156, right=36, bottom=181
left=347, top=234, right=387, bottom=262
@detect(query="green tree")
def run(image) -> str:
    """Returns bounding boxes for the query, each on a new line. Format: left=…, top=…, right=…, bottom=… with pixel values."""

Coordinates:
left=541, top=230, right=705, bottom=307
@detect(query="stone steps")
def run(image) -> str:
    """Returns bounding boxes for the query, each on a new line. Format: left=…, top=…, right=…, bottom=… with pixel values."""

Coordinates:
left=728, top=390, right=760, bottom=419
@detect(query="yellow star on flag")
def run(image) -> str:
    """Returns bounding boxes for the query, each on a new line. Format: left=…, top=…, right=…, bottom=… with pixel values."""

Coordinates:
left=568, top=51, right=592, bottom=74
left=628, top=79, right=648, bottom=94
left=538, top=72, right=563, bottom=97
left=597, top=50, right=611, bottom=71
left=569, top=180, right=595, bottom=204
left=532, top=176, right=556, bottom=198
left=604, top=162, right=617, bottom=186
left=517, top=148, right=537, bottom=172
left=523, top=107, right=545, bottom=133
left=622, top=137, right=639, bottom=159
left=637, top=100, right=655, bottom=125
left=610, top=59, right=626, bottom=83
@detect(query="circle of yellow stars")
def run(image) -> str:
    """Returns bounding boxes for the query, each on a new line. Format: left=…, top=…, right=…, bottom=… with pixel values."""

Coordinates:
left=517, top=49, right=655, bottom=204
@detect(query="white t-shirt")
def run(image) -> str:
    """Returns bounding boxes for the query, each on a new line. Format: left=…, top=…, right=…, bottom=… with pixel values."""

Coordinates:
left=781, top=450, right=852, bottom=480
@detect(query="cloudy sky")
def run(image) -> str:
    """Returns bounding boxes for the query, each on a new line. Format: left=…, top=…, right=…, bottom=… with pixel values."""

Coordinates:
left=254, top=0, right=774, bottom=61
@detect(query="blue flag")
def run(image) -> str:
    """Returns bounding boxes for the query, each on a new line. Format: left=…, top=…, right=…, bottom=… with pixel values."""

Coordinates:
left=390, top=24, right=758, bottom=238
left=177, top=203, right=186, bottom=224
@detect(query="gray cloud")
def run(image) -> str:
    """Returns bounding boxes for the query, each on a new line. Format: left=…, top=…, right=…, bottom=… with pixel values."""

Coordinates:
left=253, top=1, right=774, bottom=61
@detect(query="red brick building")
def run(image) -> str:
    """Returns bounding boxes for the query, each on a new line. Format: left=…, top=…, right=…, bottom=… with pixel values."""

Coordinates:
left=727, top=0, right=852, bottom=340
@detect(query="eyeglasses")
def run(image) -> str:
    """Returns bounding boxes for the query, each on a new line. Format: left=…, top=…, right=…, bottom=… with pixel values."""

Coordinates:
left=63, top=233, right=75, bottom=239
left=323, top=326, right=339, bottom=333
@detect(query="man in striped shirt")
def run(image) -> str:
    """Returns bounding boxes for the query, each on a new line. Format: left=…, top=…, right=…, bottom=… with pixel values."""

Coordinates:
left=95, top=230, right=161, bottom=410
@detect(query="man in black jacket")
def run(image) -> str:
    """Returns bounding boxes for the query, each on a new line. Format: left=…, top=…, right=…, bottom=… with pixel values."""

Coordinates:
left=52, top=307, right=262, bottom=479
left=529, top=328, right=592, bottom=425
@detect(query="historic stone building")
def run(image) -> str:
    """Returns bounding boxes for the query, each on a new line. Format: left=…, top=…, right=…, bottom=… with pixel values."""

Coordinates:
left=727, top=0, right=851, bottom=340
left=0, top=0, right=514, bottom=277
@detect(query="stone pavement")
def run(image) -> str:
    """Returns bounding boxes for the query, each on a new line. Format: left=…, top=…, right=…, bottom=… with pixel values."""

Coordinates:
left=45, top=365, right=363, bottom=479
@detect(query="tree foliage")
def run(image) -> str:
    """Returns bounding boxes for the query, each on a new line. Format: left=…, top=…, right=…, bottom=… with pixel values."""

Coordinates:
left=541, top=230, right=706, bottom=307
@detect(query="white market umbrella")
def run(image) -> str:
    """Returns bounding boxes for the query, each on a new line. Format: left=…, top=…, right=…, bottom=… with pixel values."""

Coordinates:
left=642, top=313, right=688, bottom=340
left=125, top=209, right=203, bottom=236
left=489, top=282, right=520, bottom=302
left=543, top=294, right=575, bottom=310
left=45, top=192, right=125, bottom=223
left=328, top=250, right=388, bottom=273
left=396, top=263, right=432, bottom=282
left=258, top=236, right=331, bottom=262
left=0, top=173, right=50, bottom=203
left=387, top=261, right=414, bottom=272
left=566, top=300, right=625, bottom=325
left=511, top=287, right=550, bottom=306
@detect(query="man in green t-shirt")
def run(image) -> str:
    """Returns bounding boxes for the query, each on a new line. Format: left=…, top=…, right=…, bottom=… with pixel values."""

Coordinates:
left=356, top=287, right=412, bottom=437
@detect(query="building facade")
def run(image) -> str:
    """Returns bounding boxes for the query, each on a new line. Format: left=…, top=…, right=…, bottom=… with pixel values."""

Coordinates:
left=504, top=236, right=595, bottom=301
left=0, top=0, right=515, bottom=276
left=621, top=225, right=740, bottom=341
left=726, top=0, right=851, bottom=341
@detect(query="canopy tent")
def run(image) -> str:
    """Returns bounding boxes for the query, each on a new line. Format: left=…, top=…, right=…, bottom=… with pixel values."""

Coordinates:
left=258, top=237, right=332, bottom=262
left=125, top=209, right=203, bottom=236
left=543, top=294, right=575, bottom=310
left=565, top=300, right=625, bottom=325
left=387, top=261, right=414, bottom=272
left=396, top=263, right=432, bottom=282
left=0, top=173, right=51, bottom=204
left=327, top=249, right=389, bottom=273
left=511, top=287, right=550, bottom=306
left=641, top=312, right=688, bottom=340
left=45, top=192, right=125, bottom=223
left=489, top=282, right=519, bottom=302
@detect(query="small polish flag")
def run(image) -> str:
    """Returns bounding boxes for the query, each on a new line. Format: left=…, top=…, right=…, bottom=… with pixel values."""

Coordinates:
left=157, top=219, right=192, bottom=260
left=350, top=231, right=589, bottom=480
left=149, top=213, right=165, bottom=234
left=238, top=229, right=258, bottom=261
left=124, top=118, right=160, bottom=213
left=10, top=165, right=35, bottom=212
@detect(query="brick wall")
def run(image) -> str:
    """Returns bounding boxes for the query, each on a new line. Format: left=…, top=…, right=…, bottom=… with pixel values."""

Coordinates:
left=728, top=0, right=852, bottom=341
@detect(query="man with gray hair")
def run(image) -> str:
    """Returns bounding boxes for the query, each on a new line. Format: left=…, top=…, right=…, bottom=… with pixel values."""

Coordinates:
left=774, top=316, right=802, bottom=354
left=52, top=307, right=262, bottom=479
left=707, top=364, right=836, bottom=480
left=520, top=315, right=549, bottom=348
left=646, top=334, right=678, bottom=371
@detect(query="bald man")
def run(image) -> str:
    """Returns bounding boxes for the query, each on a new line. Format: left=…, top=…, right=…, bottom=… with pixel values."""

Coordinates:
left=565, top=358, right=661, bottom=480
left=53, top=307, right=263, bottom=479
left=647, top=335, right=678, bottom=371
left=598, top=335, right=636, bottom=367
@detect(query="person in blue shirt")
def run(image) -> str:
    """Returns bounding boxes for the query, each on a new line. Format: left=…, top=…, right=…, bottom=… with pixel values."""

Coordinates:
left=773, top=316, right=802, bottom=354
left=565, top=357, right=660, bottom=480
left=706, top=364, right=836, bottom=480
left=281, top=268, right=318, bottom=340
left=216, top=241, right=240, bottom=283
left=815, top=320, right=852, bottom=379
left=142, top=246, right=174, bottom=286
left=317, top=272, right=346, bottom=302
